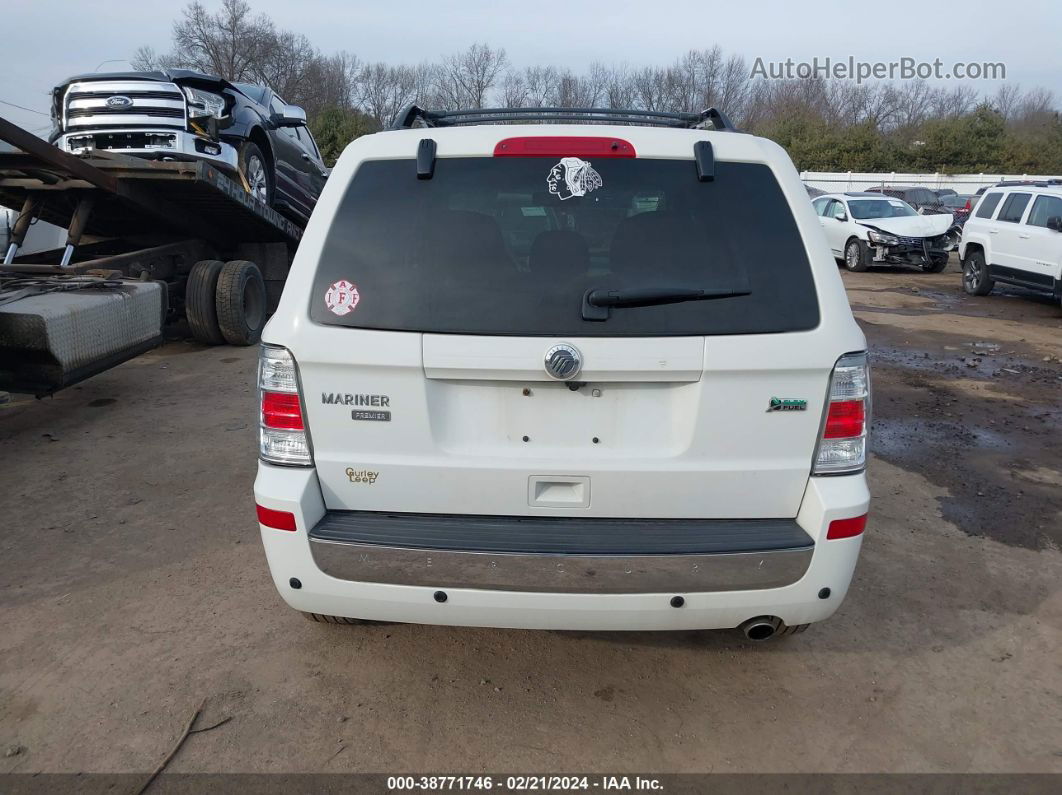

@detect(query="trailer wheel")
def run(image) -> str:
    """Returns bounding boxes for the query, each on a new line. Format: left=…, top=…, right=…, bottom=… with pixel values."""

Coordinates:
left=186, top=259, right=227, bottom=345
left=216, top=260, right=267, bottom=346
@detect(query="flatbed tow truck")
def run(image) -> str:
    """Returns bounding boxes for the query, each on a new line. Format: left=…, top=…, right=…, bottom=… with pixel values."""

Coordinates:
left=0, top=115, right=302, bottom=396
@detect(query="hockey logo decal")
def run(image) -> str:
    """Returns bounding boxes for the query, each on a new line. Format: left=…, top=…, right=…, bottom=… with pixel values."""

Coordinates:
left=547, top=157, right=603, bottom=200
left=325, top=280, right=360, bottom=316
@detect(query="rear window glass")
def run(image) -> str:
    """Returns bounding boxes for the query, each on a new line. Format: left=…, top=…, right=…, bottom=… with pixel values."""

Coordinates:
left=975, top=192, right=1003, bottom=218
left=310, top=158, right=819, bottom=336
left=1027, top=195, right=1062, bottom=227
left=997, top=193, right=1031, bottom=223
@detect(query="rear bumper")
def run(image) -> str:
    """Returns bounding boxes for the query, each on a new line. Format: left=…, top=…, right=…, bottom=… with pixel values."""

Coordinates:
left=308, top=512, right=813, bottom=593
left=254, top=464, right=870, bottom=631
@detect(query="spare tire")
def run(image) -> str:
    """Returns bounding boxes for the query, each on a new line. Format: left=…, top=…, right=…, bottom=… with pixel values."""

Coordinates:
left=216, top=260, right=267, bottom=346
left=186, top=259, right=227, bottom=345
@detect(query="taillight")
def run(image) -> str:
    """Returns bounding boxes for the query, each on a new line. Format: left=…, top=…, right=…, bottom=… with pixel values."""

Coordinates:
left=823, top=400, right=865, bottom=438
left=258, top=345, right=312, bottom=466
left=813, top=352, right=869, bottom=474
left=964, top=199, right=972, bottom=211
left=262, top=392, right=304, bottom=430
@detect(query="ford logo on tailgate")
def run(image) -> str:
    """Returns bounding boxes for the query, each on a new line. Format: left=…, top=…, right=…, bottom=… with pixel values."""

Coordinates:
left=544, top=344, right=582, bottom=381
left=106, top=95, right=133, bottom=108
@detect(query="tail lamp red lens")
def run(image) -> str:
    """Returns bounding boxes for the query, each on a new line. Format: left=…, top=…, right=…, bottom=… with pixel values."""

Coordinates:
left=256, top=504, right=297, bottom=531
left=493, top=137, right=636, bottom=158
left=823, top=400, right=865, bottom=439
left=261, top=391, right=304, bottom=431
left=827, top=514, right=868, bottom=540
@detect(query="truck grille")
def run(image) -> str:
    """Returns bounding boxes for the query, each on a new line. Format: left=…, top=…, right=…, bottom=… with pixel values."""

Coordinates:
left=63, top=80, right=187, bottom=131
left=67, top=107, right=184, bottom=120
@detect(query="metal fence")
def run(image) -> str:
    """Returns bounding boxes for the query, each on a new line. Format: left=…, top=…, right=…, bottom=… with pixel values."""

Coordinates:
left=800, top=171, right=1062, bottom=194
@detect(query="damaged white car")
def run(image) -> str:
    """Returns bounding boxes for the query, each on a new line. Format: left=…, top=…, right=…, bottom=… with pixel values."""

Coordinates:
left=813, top=192, right=953, bottom=272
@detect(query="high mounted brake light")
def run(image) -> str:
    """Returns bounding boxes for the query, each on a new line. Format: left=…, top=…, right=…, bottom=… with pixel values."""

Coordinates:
left=813, top=352, right=870, bottom=475
left=259, top=345, right=312, bottom=466
left=493, top=137, right=636, bottom=158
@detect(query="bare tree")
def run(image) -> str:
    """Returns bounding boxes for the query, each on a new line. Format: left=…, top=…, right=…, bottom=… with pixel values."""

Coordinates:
left=500, top=70, right=529, bottom=108
left=359, top=62, right=419, bottom=127
left=630, top=66, right=667, bottom=111
left=522, top=66, right=560, bottom=106
left=166, top=0, right=272, bottom=81
left=131, top=45, right=175, bottom=71
left=598, top=63, right=636, bottom=109
left=300, top=51, right=360, bottom=117
left=253, top=29, right=317, bottom=101
left=434, top=44, right=508, bottom=109
left=129, top=0, right=1059, bottom=168
left=992, top=83, right=1023, bottom=121
left=931, top=85, right=977, bottom=119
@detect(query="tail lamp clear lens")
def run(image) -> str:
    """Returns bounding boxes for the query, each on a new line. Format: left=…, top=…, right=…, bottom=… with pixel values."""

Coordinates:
left=813, top=352, right=869, bottom=475
left=259, top=345, right=312, bottom=466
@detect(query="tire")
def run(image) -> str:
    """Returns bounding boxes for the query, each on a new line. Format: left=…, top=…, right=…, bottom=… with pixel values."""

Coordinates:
left=923, top=255, right=949, bottom=273
left=238, top=142, right=273, bottom=206
left=843, top=238, right=870, bottom=272
left=962, top=250, right=994, bottom=296
left=216, top=260, right=267, bottom=346
left=186, top=259, right=227, bottom=345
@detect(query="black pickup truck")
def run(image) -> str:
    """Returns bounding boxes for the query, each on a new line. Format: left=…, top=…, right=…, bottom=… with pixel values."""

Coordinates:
left=50, top=70, right=327, bottom=223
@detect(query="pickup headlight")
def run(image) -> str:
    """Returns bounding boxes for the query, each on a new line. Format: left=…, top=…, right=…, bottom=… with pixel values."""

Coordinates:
left=867, top=229, right=899, bottom=246
left=182, top=86, right=227, bottom=119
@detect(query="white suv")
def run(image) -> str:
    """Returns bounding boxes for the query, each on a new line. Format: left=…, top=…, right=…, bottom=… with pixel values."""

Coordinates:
left=812, top=192, right=953, bottom=272
left=252, top=107, right=871, bottom=640
left=959, top=186, right=1062, bottom=307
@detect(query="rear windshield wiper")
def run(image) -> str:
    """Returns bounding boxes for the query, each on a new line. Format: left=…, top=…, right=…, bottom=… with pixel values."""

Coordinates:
left=582, top=285, right=751, bottom=321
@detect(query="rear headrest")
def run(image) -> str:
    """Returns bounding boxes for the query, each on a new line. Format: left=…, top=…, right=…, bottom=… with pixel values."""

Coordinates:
left=609, top=211, right=699, bottom=276
left=529, top=231, right=589, bottom=277
left=424, top=210, right=511, bottom=270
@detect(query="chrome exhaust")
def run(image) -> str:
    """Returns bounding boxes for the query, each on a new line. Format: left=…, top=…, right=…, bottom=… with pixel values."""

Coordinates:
left=739, top=616, right=782, bottom=641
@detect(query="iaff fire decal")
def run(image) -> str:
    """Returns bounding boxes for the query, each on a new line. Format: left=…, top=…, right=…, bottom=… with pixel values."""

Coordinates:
left=546, top=157, right=602, bottom=200
left=325, top=280, right=360, bottom=316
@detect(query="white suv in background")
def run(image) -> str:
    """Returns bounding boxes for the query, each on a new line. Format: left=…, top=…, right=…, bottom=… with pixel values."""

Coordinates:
left=812, top=192, right=953, bottom=272
left=252, top=106, right=871, bottom=640
left=959, top=186, right=1062, bottom=308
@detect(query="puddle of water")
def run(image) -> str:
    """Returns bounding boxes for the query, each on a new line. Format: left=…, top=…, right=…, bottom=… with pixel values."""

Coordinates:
left=872, top=417, right=1013, bottom=461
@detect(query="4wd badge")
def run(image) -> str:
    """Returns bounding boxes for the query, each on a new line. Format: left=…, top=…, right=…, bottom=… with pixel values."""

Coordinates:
left=768, top=397, right=808, bottom=412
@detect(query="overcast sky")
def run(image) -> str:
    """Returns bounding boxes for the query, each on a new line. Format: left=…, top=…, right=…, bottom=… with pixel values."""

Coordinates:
left=2, top=0, right=1060, bottom=134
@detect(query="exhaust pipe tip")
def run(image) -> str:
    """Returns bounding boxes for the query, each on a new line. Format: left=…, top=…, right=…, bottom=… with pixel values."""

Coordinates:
left=739, top=616, right=782, bottom=642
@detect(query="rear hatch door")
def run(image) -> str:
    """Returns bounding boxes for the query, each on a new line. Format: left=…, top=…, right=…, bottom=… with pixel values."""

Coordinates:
left=296, top=141, right=830, bottom=518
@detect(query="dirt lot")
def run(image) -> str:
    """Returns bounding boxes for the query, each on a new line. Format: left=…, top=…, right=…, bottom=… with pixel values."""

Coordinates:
left=1, top=259, right=1060, bottom=775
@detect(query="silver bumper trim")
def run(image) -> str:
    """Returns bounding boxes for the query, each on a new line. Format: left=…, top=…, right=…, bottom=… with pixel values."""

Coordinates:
left=309, top=539, right=814, bottom=594
left=57, top=129, right=238, bottom=173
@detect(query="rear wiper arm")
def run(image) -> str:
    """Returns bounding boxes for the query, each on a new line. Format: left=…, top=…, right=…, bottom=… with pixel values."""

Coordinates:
left=582, top=285, right=750, bottom=321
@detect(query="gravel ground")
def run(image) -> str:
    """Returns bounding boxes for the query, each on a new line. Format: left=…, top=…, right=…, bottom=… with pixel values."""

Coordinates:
left=0, top=258, right=1059, bottom=775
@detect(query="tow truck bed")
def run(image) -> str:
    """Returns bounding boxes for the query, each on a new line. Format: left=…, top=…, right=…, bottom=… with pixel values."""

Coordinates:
left=0, top=115, right=303, bottom=395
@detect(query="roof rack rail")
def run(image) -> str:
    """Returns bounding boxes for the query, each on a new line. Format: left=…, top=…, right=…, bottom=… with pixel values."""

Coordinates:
left=390, top=105, right=738, bottom=132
